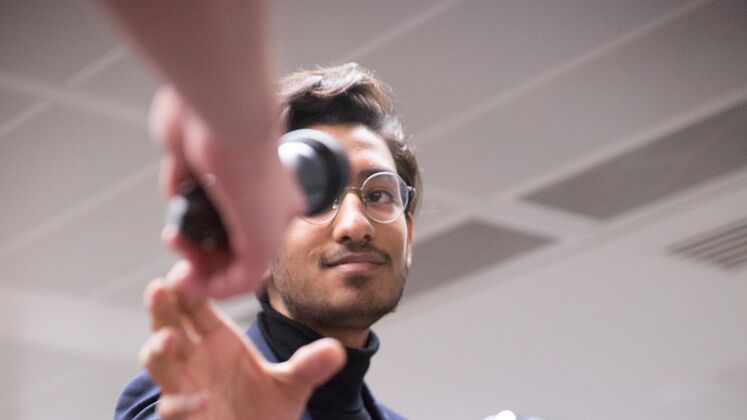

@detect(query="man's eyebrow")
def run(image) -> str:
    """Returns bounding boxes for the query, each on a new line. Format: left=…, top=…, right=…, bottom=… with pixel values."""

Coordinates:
left=356, top=168, right=393, bottom=183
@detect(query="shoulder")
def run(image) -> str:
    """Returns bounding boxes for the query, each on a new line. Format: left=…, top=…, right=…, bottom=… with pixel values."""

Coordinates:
left=248, top=320, right=278, bottom=362
left=378, top=403, right=408, bottom=420
left=364, top=384, right=408, bottom=420
left=114, top=370, right=159, bottom=420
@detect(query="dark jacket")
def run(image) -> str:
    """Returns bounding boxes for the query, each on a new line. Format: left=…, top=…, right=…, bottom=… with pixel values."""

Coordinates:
left=114, top=322, right=405, bottom=420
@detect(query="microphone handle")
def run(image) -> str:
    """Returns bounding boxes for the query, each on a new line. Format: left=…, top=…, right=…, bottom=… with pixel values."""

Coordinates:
left=166, top=129, right=349, bottom=251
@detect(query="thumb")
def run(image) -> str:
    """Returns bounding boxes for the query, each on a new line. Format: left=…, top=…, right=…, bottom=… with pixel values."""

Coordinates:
left=278, top=338, right=346, bottom=392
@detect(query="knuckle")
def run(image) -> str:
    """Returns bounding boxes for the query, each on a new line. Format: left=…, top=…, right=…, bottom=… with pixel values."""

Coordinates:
left=140, top=330, right=170, bottom=370
left=143, top=279, right=163, bottom=309
left=155, top=401, right=176, bottom=420
left=138, top=342, right=154, bottom=368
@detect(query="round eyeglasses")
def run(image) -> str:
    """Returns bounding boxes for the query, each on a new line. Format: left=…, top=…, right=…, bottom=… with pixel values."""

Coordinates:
left=301, top=171, right=415, bottom=224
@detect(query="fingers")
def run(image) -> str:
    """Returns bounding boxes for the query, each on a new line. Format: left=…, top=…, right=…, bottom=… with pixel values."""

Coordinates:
left=161, top=225, right=232, bottom=284
left=156, top=392, right=206, bottom=420
left=204, top=262, right=257, bottom=299
left=139, top=327, right=190, bottom=394
left=161, top=224, right=252, bottom=301
left=143, top=273, right=194, bottom=392
left=177, top=289, right=227, bottom=337
left=163, top=259, right=228, bottom=336
left=145, top=278, right=180, bottom=332
left=273, top=338, right=346, bottom=394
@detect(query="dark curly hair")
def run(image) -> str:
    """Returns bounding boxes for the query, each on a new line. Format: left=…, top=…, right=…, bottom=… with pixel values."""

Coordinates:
left=279, top=63, right=422, bottom=215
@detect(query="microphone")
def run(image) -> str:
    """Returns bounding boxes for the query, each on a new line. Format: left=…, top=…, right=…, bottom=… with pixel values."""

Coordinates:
left=166, top=129, right=350, bottom=251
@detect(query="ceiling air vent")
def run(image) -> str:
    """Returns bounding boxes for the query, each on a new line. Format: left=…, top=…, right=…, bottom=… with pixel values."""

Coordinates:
left=667, top=217, right=747, bottom=271
left=522, top=99, right=747, bottom=220
left=406, top=220, right=552, bottom=299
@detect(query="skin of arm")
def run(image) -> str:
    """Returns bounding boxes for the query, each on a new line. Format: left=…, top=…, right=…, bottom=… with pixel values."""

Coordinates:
left=97, top=0, right=304, bottom=298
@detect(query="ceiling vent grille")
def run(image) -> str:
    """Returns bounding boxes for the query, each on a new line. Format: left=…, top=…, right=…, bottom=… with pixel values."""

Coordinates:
left=668, top=217, right=747, bottom=271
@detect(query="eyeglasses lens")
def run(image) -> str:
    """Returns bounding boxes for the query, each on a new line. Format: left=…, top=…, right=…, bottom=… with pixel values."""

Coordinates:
left=301, top=172, right=408, bottom=224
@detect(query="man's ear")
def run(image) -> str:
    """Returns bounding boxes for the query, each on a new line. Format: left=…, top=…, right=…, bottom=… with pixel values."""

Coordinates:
left=405, top=213, right=414, bottom=268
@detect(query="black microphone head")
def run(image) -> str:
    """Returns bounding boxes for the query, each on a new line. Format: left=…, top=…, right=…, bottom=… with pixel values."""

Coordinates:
left=278, top=129, right=350, bottom=216
left=167, top=180, right=229, bottom=251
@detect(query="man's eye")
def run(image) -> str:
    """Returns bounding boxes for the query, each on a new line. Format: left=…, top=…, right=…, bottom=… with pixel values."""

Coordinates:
left=367, top=190, right=394, bottom=203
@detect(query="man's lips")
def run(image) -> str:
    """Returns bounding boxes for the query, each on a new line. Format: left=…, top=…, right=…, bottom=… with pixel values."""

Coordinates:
left=323, top=252, right=387, bottom=267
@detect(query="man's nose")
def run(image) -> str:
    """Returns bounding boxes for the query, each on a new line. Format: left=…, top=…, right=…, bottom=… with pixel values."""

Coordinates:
left=331, top=192, right=375, bottom=243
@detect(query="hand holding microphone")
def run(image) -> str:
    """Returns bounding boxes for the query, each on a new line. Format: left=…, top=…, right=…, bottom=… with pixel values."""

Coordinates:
left=149, top=87, right=347, bottom=300
left=98, top=0, right=320, bottom=299
left=166, top=129, right=349, bottom=252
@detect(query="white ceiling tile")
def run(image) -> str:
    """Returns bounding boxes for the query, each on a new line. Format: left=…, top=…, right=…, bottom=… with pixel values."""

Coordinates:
left=41, top=362, right=138, bottom=420
left=0, top=0, right=121, bottom=84
left=418, top=0, right=747, bottom=196
left=0, top=339, right=137, bottom=420
left=271, top=0, right=440, bottom=71
left=0, top=87, right=37, bottom=126
left=0, top=175, right=168, bottom=297
left=75, top=50, right=162, bottom=112
left=362, top=0, right=693, bottom=134
left=90, top=250, right=177, bottom=308
left=411, top=192, right=459, bottom=240
left=0, top=340, right=79, bottom=417
left=0, top=105, right=156, bottom=242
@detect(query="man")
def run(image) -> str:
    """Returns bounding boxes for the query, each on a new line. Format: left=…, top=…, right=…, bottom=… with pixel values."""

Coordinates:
left=115, top=63, right=422, bottom=419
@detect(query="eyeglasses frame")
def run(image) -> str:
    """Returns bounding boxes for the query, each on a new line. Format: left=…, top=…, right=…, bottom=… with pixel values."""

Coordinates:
left=301, top=171, right=415, bottom=225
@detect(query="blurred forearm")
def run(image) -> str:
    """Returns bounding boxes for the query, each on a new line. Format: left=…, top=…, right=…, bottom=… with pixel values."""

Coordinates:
left=98, top=0, right=278, bottom=144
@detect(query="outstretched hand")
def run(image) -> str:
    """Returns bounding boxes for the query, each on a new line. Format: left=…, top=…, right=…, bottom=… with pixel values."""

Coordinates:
left=141, top=260, right=345, bottom=419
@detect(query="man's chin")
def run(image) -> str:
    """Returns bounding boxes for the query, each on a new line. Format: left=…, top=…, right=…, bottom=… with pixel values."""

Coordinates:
left=342, top=274, right=373, bottom=289
left=308, top=304, right=396, bottom=331
left=280, top=285, right=403, bottom=332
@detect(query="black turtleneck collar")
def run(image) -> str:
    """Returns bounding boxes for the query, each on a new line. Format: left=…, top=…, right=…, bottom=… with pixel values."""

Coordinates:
left=256, top=293, right=382, bottom=420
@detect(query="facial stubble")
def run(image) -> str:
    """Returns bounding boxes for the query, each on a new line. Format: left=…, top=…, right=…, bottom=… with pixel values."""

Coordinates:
left=270, top=257, right=407, bottom=332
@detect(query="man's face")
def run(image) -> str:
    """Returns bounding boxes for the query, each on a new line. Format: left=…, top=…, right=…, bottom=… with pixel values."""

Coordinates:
left=270, top=123, right=413, bottom=331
